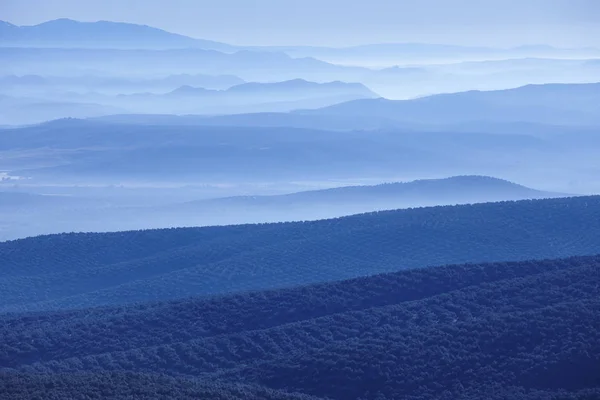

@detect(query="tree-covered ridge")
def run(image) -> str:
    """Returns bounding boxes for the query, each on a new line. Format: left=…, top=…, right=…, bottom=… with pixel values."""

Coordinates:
left=1, top=255, right=599, bottom=399
left=1, top=195, right=600, bottom=312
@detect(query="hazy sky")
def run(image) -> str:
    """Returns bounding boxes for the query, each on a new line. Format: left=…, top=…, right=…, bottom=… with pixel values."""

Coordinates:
left=2, top=0, right=599, bottom=47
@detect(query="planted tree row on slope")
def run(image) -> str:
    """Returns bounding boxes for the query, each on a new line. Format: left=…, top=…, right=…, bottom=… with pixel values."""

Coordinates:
left=1, top=195, right=600, bottom=312
left=0, top=255, right=589, bottom=367
left=0, top=372, right=321, bottom=400
left=1, top=255, right=599, bottom=399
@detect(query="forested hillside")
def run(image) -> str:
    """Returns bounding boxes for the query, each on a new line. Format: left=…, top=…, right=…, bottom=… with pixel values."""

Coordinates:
left=1, top=195, right=600, bottom=312
left=1, top=254, right=599, bottom=399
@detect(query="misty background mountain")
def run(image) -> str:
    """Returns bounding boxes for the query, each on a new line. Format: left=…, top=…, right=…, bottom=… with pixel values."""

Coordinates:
left=1, top=19, right=599, bottom=124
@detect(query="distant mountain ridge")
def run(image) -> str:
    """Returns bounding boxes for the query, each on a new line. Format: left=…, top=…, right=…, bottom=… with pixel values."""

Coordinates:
left=300, top=82, right=600, bottom=126
left=0, top=18, right=236, bottom=51
left=88, top=81, right=600, bottom=130
left=97, top=79, right=379, bottom=115
left=165, top=79, right=379, bottom=97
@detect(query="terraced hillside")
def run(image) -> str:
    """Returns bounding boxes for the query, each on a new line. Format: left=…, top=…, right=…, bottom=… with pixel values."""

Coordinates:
left=1, top=254, right=599, bottom=399
left=1, top=195, right=600, bottom=312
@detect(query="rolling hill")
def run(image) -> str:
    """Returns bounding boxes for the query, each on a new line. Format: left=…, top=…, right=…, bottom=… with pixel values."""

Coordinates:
left=1, top=253, right=599, bottom=399
left=160, top=175, right=564, bottom=225
left=1, top=195, right=600, bottom=312
left=185, top=175, right=561, bottom=207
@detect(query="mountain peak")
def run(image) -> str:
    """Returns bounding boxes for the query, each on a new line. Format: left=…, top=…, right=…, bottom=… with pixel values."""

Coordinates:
left=168, top=85, right=215, bottom=95
left=0, top=20, right=17, bottom=28
left=37, top=18, right=81, bottom=25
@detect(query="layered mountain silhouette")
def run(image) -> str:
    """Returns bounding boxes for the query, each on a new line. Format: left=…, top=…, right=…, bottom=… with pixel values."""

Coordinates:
left=6, top=80, right=600, bottom=126
left=0, top=79, right=379, bottom=124
left=87, top=81, right=600, bottom=129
